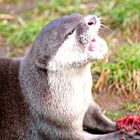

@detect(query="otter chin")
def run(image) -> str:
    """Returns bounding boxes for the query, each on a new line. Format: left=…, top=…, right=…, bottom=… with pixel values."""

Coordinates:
left=0, top=14, right=136, bottom=140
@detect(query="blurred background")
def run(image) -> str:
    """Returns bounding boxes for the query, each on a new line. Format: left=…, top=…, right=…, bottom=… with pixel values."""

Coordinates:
left=0, top=0, right=140, bottom=120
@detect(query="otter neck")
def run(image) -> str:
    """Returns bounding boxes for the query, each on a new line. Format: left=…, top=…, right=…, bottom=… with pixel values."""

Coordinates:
left=20, top=57, right=92, bottom=120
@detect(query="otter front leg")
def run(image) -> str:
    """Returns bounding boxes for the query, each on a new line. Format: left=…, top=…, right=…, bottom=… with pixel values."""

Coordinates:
left=83, top=104, right=116, bottom=133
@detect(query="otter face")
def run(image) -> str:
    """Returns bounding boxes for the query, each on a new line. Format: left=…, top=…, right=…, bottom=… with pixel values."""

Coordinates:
left=34, top=14, right=108, bottom=71
left=76, top=15, right=108, bottom=60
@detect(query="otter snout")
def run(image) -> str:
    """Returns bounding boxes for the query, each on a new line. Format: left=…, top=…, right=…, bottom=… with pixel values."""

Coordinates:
left=76, top=15, right=101, bottom=47
left=76, top=15, right=108, bottom=61
left=46, top=14, right=108, bottom=71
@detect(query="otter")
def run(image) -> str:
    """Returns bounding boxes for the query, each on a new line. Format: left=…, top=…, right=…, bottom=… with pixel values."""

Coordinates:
left=0, top=14, right=138, bottom=140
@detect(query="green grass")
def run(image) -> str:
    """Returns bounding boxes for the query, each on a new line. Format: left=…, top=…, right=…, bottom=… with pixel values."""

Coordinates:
left=121, top=103, right=139, bottom=112
left=105, top=111, right=125, bottom=121
left=92, top=43, right=140, bottom=93
left=0, top=20, right=44, bottom=47
left=105, top=102, right=139, bottom=121
left=0, top=0, right=20, bottom=4
left=0, top=0, right=83, bottom=47
left=109, top=44, right=140, bottom=83
left=97, top=0, right=140, bottom=33
left=0, top=0, right=140, bottom=47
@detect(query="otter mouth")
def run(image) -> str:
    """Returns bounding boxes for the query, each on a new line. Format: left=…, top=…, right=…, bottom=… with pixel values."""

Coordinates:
left=80, top=15, right=103, bottom=52
left=87, top=35, right=108, bottom=60
left=88, top=38, right=96, bottom=52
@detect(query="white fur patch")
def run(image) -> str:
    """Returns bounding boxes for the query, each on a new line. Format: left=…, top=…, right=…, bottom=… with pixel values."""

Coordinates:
left=47, top=63, right=92, bottom=128
left=84, top=15, right=108, bottom=60
left=47, top=31, right=87, bottom=71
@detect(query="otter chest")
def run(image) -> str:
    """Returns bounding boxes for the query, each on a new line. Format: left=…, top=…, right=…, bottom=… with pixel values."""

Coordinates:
left=47, top=65, right=92, bottom=121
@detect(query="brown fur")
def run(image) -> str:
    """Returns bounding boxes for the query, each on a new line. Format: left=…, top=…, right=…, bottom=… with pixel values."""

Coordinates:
left=0, top=14, right=139, bottom=140
left=0, top=58, right=25, bottom=139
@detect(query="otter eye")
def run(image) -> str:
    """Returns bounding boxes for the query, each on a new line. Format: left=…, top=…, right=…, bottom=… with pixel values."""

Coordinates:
left=67, top=29, right=75, bottom=36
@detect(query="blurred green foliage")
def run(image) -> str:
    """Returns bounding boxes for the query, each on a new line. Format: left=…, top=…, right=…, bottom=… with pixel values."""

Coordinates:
left=92, top=43, right=140, bottom=92
left=98, top=0, right=140, bottom=31
left=105, top=102, right=139, bottom=121
left=0, top=0, right=83, bottom=47
left=108, top=44, right=140, bottom=84
left=105, top=111, right=125, bottom=121
left=0, top=0, right=140, bottom=46
left=121, top=103, right=139, bottom=112
left=1, top=20, right=45, bottom=47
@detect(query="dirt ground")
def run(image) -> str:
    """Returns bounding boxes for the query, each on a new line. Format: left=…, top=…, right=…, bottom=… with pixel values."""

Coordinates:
left=95, top=89, right=140, bottom=115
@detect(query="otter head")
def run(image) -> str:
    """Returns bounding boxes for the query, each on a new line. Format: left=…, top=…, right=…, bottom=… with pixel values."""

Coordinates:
left=33, top=14, right=108, bottom=71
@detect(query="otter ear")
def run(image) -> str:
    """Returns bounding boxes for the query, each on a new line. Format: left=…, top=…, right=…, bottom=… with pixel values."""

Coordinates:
left=35, top=55, right=48, bottom=69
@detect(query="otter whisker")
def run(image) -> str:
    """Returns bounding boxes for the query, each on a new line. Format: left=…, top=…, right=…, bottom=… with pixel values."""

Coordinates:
left=90, top=7, right=97, bottom=15
left=100, top=20, right=105, bottom=24
left=95, top=12, right=102, bottom=17
left=98, top=30, right=106, bottom=36
left=99, top=19, right=107, bottom=24
left=101, top=24, right=112, bottom=32
left=98, top=28, right=106, bottom=32
left=99, top=17, right=107, bottom=21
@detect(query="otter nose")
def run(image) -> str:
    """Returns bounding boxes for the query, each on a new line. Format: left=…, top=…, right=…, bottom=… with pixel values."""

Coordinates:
left=87, top=16, right=97, bottom=25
